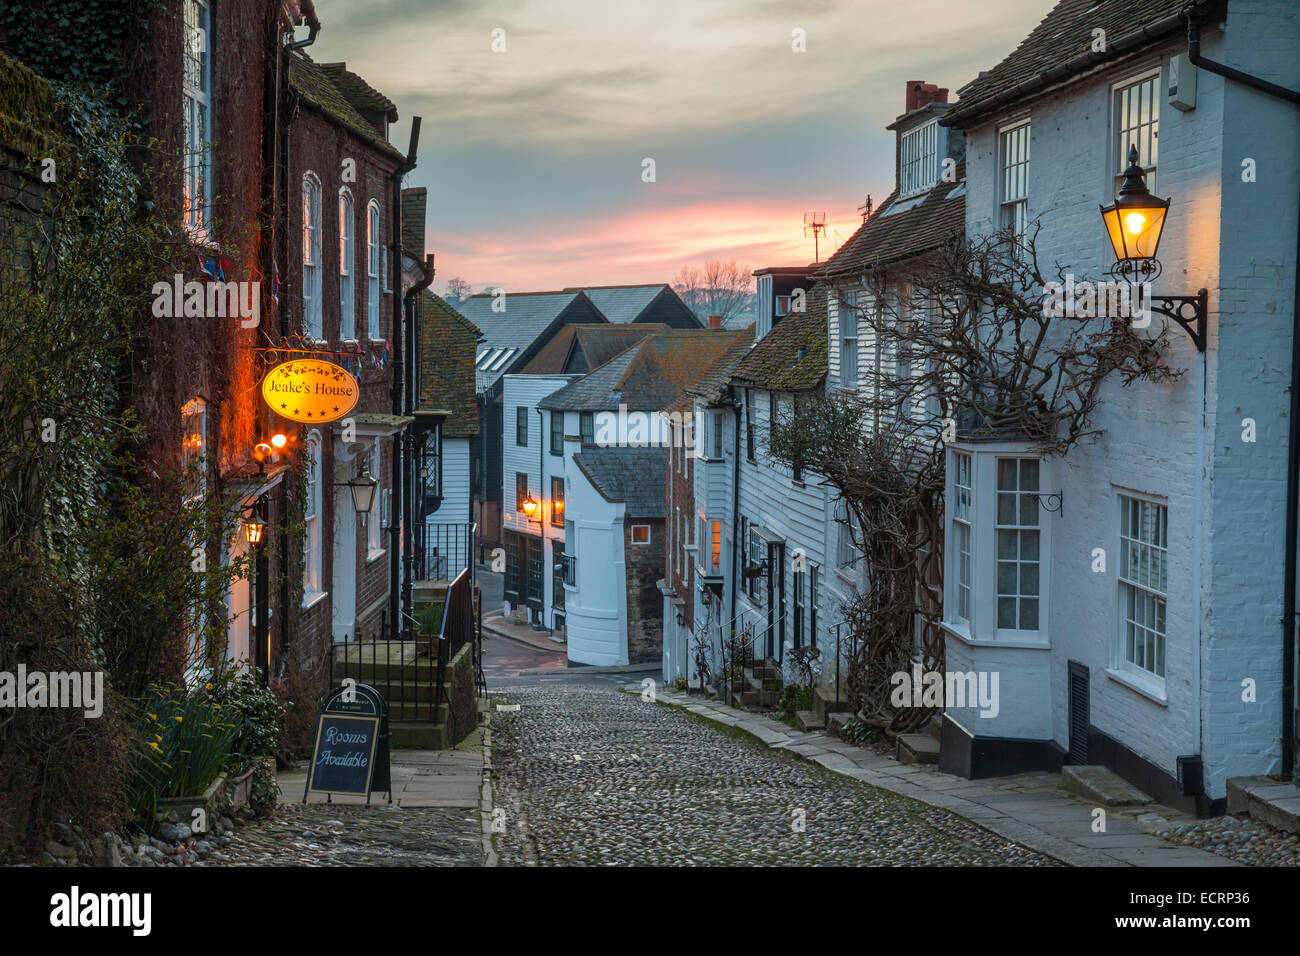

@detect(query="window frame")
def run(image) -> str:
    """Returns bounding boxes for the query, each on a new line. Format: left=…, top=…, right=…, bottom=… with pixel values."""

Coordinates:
left=579, top=411, right=594, bottom=445
left=367, top=439, right=385, bottom=558
left=367, top=200, right=382, bottom=340
left=998, top=119, right=1030, bottom=249
left=899, top=119, right=939, bottom=197
left=1114, top=492, right=1169, bottom=690
left=550, top=475, right=564, bottom=528
left=182, top=0, right=213, bottom=238
left=338, top=187, right=356, bottom=341
left=549, top=410, right=564, bottom=456
left=515, top=471, right=530, bottom=515
left=302, top=430, right=325, bottom=605
left=631, top=523, right=651, bottom=545
left=302, top=171, right=323, bottom=340
left=515, top=406, right=529, bottom=447
left=840, top=291, right=859, bottom=388
left=1111, top=68, right=1161, bottom=195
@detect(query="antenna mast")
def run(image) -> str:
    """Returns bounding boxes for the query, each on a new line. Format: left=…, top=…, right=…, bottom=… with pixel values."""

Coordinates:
left=803, top=211, right=827, bottom=262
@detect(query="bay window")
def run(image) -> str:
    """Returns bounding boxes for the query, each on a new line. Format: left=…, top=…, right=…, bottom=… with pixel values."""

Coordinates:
left=944, top=446, right=1050, bottom=643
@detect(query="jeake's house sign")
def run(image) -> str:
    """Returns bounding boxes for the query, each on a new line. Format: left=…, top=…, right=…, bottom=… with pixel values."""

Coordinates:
left=260, top=359, right=360, bottom=424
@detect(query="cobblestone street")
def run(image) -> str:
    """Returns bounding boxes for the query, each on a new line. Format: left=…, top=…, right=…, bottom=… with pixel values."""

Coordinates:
left=488, top=685, right=1060, bottom=866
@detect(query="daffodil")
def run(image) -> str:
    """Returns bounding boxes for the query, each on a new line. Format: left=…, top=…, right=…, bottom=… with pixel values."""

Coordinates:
left=172, top=716, right=183, bottom=723
left=149, top=742, right=160, bottom=751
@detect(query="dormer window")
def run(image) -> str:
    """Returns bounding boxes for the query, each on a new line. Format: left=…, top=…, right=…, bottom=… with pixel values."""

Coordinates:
left=899, top=120, right=939, bottom=196
left=775, top=295, right=791, bottom=317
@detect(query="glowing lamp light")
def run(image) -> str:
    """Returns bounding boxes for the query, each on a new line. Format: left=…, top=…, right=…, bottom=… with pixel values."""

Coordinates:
left=1099, top=145, right=1169, bottom=269
left=521, top=495, right=538, bottom=518
left=244, top=515, right=266, bottom=545
left=270, top=433, right=288, bottom=449
left=252, top=442, right=273, bottom=464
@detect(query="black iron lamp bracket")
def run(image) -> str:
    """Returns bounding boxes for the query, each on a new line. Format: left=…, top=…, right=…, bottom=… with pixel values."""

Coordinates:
left=1035, top=491, right=1064, bottom=516
left=1149, top=288, right=1208, bottom=353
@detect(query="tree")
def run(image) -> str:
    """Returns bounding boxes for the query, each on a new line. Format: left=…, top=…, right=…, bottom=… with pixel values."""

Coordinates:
left=444, top=276, right=471, bottom=302
left=768, top=226, right=1178, bottom=733
left=672, top=259, right=753, bottom=325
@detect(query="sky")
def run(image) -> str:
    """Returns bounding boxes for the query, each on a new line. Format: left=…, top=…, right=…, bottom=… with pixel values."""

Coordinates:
left=308, top=0, right=1057, bottom=295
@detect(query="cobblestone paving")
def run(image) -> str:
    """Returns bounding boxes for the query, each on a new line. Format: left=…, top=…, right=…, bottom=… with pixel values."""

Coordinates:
left=1153, top=815, right=1300, bottom=867
left=213, top=804, right=483, bottom=866
left=490, top=686, right=1060, bottom=866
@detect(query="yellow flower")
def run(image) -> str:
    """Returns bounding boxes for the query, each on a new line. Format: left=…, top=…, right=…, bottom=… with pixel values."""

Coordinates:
left=172, top=716, right=183, bottom=723
left=149, top=742, right=160, bottom=751
left=147, top=713, right=157, bottom=721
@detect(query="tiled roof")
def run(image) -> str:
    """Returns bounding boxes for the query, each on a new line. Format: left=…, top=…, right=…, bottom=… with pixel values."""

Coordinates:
left=418, top=292, right=482, bottom=437
left=571, top=446, right=667, bottom=518
left=814, top=166, right=965, bottom=279
left=731, top=296, right=828, bottom=392
left=319, top=62, right=399, bottom=123
left=942, top=0, right=1216, bottom=128
left=538, top=329, right=749, bottom=412
left=683, top=324, right=756, bottom=405
left=288, top=53, right=405, bottom=161
left=563, top=284, right=670, bottom=323
left=454, top=291, right=599, bottom=391
left=402, top=188, right=427, bottom=258
left=521, top=324, right=669, bottom=375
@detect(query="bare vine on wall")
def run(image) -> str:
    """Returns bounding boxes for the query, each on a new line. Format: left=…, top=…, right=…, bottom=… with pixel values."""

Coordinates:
left=768, top=227, right=1180, bottom=735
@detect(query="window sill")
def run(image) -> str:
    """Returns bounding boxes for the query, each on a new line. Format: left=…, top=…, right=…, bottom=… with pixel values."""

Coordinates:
left=940, top=619, right=1050, bottom=650
left=302, top=589, right=328, bottom=611
left=1105, top=666, right=1168, bottom=706
left=368, top=337, right=387, bottom=346
left=366, top=548, right=386, bottom=564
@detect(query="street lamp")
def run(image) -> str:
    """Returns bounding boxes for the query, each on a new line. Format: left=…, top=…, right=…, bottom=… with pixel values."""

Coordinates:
left=521, top=494, right=538, bottom=519
left=344, top=459, right=379, bottom=516
left=1099, top=144, right=1207, bottom=352
left=244, top=514, right=266, bottom=544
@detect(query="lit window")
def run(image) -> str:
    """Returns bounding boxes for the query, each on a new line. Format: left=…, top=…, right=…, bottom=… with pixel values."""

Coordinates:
left=631, top=524, right=651, bottom=545
left=181, top=397, right=207, bottom=504
left=995, top=458, right=1040, bottom=631
left=302, top=172, right=322, bottom=340
left=899, top=120, right=939, bottom=196
left=1118, top=495, right=1167, bottom=679
left=367, top=201, right=381, bottom=339
left=550, top=476, right=564, bottom=528
left=1114, top=72, right=1159, bottom=194
left=711, top=520, right=722, bottom=573
left=999, top=121, right=1030, bottom=248
left=339, top=187, right=355, bottom=340
left=182, top=0, right=212, bottom=236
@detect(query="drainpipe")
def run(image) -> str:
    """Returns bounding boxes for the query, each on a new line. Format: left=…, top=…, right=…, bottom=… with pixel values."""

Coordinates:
left=1183, top=6, right=1300, bottom=778
left=403, top=252, right=435, bottom=631
left=388, top=118, right=422, bottom=637
left=274, top=8, right=314, bottom=678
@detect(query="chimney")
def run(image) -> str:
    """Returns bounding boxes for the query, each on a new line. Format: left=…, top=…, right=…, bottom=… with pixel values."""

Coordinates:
left=708, top=315, right=722, bottom=329
left=905, top=81, right=949, bottom=113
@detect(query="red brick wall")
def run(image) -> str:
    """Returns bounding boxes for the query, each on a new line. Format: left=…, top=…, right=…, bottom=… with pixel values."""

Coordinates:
left=667, top=430, right=694, bottom=628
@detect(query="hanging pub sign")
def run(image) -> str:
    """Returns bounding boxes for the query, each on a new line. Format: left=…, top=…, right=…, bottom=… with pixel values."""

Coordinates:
left=261, top=359, right=360, bottom=424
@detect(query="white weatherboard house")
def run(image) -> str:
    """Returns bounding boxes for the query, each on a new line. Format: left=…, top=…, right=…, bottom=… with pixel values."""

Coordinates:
left=935, top=0, right=1300, bottom=811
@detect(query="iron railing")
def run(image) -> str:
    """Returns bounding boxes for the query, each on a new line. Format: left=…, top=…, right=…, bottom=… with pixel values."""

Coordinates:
left=331, top=611, right=441, bottom=723
left=832, top=619, right=858, bottom=715
left=415, top=521, right=476, bottom=582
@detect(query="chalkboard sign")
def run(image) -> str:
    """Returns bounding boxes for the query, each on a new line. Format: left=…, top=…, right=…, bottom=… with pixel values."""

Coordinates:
left=306, top=713, right=380, bottom=797
left=305, top=682, right=390, bottom=803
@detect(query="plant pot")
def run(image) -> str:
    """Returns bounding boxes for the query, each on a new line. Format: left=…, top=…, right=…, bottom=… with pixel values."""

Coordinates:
left=154, top=773, right=227, bottom=828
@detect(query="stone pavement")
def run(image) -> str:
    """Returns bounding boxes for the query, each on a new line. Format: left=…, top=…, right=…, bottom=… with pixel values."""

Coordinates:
left=637, top=684, right=1239, bottom=867
left=489, top=684, right=1063, bottom=866
left=482, top=612, right=567, bottom=653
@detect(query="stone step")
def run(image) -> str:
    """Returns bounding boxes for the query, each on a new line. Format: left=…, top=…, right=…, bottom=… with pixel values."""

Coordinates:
left=927, top=714, right=943, bottom=743
left=827, top=712, right=854, bottom=739
left=1061, top=765, right=1153, bottom=807
left=896, top=733, right=940, bottom=765
left=744, top=669, right=782, bottom=692
left=1226, top=776, right=1300, bottom=834
left=814, top=686, right=851, bottom=723
left=795, top=710, right=826, bottom=733
left=387, top=701, right=450, bottom=722
left=390, top=720, right=446, bottom=750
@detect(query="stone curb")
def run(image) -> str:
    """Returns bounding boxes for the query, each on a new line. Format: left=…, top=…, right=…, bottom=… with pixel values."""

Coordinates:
left=479, top=713, right=498, bottom=867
